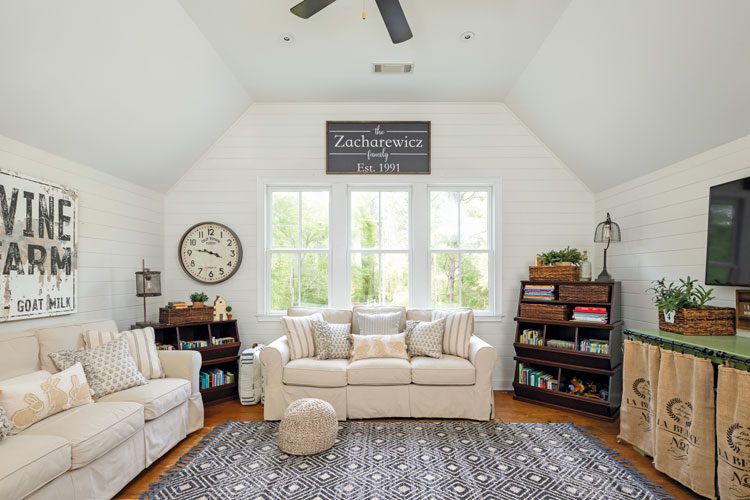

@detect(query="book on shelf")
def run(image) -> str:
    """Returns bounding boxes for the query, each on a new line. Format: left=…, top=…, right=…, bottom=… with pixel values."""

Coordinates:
left=578, top=339, right=610, bottom=354
left=572, top=306, right=608, bottom=323
left=523, top=285, right=556, bottom=301
left=519, top=329, right=543, bottom=346
left=180, top=340, right=209, bottom=350
left=167, top=301, right=188, bottom=309
left=517, top=363, right=559, bottom=391
left=200, top=368, right=237, bottom=390
left=546, top=339, right=576, bottom=350
left=212, top=336, right=237, bottom=346
left=156, top=343, right=175, bottom=351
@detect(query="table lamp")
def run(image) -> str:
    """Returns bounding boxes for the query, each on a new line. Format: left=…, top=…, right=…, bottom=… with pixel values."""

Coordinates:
left=594, top=212, right=621, bottom=282
left=135, top=259, right=161, bottom=326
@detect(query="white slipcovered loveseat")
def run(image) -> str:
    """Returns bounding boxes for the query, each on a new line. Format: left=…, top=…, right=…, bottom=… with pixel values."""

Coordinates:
left=261, top=307, right=497, bottom=421
left=0, top=319, right=204, bottom=500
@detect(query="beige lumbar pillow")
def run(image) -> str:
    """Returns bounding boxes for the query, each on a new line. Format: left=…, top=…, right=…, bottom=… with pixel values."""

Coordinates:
left=0, top=363, right=93, bottom=433
left=83, top=327, right=165, bottom=379
left=350, top=332, right=409, bottom=361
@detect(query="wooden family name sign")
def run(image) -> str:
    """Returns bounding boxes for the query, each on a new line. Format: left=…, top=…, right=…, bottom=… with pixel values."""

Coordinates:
left=326, top=121, right=430, bottom=175
left=0, top=169, right=77, bottom=321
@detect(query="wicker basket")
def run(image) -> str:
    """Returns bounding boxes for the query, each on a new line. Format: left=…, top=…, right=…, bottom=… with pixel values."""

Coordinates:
left=520, top=303, right=568, bottom=321
left=559, top=284, right=610, bottom=303
left=658, top=306, right=736, bottom=336
left=529, top=265, right=580, bottom=282
left=159, top=306, right=214, bottom=325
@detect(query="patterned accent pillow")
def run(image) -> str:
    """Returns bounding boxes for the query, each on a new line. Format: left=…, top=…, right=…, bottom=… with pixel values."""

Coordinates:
left=0, top=405, right=10, bottom=441
left=311, top=318, right=352, bottom=360
left=281, top=314, right=322, bottom=360
left=432, top=309, right=474, bottom=359
left=350, top=332, right=409, bottom=361
left=0, top=364, right=93, bottom=433
left=49, top=336, right=147, bottom=398
left=83, top=327, right=165, bottom=379
left=405, top=318, right=446, bottom=359
left=357, top=311, right=401, bottom=335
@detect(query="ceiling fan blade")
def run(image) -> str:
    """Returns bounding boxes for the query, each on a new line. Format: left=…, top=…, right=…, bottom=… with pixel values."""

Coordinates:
left=290, top=0, right=337, bottom=19
left=375, top=0, right=413, bottom=44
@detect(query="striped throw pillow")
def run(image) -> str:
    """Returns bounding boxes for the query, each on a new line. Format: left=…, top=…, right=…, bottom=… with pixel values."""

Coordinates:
left=83, top=327, right=165, bottom=379
left=281, top=314, right=322, bottom=360
left=432, top=309, right=474, bottom=359
left=357, top=311, right=401, bottom=335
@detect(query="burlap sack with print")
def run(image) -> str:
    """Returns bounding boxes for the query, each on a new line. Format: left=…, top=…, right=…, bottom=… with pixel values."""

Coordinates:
left=717, top=365, right=750, bottom=500
left=618, top=340, right=660, bottom=456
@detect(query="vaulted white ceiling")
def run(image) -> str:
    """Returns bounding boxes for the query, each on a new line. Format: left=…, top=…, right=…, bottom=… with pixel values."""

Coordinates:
left=0, top=1, right=748, bottom=193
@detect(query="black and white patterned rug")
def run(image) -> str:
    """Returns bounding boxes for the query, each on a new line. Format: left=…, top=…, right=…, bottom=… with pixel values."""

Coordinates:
left=142, top=421, right=669, bottom=499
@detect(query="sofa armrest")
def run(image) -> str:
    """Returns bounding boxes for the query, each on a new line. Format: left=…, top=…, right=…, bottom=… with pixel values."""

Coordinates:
left=468, top=335, right=497, bottom=386
left=261, top=336, right=290, bottom=387
left=158, top=350, right=202, bottom=395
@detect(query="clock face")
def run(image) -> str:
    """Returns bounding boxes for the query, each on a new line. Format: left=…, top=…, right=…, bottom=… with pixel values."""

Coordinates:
left=179, top=222, right=242, bottom=284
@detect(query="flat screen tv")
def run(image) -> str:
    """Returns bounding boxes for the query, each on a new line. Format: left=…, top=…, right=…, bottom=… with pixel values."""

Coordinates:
left=706, top=175, right=750, bottom=286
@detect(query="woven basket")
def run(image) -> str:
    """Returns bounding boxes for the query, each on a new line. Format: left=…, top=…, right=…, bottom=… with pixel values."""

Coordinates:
left=559, top=284, right=610, bottom=303
left=658, top=306, right=736, bottom=336
left=529, top=265, right=580, bottom=282
left=159, top=306, right=214, bottom=325
left=520, top=303, right=568, bottom=321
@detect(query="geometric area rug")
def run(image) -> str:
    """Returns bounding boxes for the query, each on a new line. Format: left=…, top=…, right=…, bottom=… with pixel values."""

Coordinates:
left=141, top=420, right=670, bottom=500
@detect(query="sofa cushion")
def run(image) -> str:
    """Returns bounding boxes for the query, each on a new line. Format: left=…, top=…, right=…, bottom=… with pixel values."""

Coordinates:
left=347, top=358, right=411, bottom=385
left=283, top=359, right=348, bottom=388
left=0, top=332, right=40, bottom=381
left=22, top=401, right=144, bottom=469
left=0, top=434, right=71, bottom=500
left=34, top=320, right=118, bottom=373
left=351, top=306, right=406, bottom=333
left=411, top=355, right=475, bottom=386
left=98, top=378, right=190, bottom=420
left=287, top=307, right=353, bottom=325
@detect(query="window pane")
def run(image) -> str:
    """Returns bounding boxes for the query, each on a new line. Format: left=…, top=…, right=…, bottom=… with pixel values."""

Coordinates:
left=382, top=253, right=409, bottom=305
left=461, top=253, right=490, bottom=311
left=351, top=192, right=379, bottom=249
left=301, top=191, right=329, bottom=249
left=270, top=253, right=298, bottom=311
left=271, top=192, right=299, bottom=248
left=460, top=192, right=488, bottom=249
left=351, top=252, right=379, bottom=305
left=381, top=191, right=409, bottom=249
left=431, top=252, right=460, bottom=308
left=300, top=253, right=328, bottom=307
left=430, top=191, right=459, bottom=248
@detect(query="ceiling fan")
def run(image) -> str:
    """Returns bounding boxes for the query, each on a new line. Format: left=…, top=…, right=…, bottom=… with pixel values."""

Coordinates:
left=290, top=0, right=413, bottom=44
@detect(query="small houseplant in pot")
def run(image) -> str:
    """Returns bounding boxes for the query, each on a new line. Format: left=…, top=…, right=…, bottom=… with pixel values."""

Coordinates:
left=530, top=247, right=584, bottom=282
left=647, top=277, right=735, bottom=336
left=225, top=305, right=233, bottom=320
left=190, top=292, right=209, bottom=308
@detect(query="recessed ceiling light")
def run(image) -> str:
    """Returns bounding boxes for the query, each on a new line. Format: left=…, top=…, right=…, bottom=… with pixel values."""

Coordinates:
left=460, top=31, right=475, bottom=42
left=280, top=34, right=294, bottom=44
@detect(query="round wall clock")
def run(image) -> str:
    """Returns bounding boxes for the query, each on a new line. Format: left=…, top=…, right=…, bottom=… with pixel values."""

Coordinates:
left=178, top=222, right=242, bottom=284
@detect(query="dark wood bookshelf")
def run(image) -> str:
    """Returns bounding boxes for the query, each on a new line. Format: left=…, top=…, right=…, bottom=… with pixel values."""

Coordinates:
left=513, top=280, right=623, bottom=421
left=147, top=319, right=241, bottom=406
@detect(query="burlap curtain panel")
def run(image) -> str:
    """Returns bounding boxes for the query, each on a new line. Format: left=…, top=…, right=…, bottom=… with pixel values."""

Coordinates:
left=717, top=365, right=750, bottom=500
left=618, top=340, right=660, bottom=456
left=654, top=350, right=716, bottom=499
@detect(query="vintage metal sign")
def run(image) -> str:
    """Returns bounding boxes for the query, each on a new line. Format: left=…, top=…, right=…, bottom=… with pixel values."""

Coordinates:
left=326, top=121, right=430, bottom=174
left=0, top=169, right=77, bottom=321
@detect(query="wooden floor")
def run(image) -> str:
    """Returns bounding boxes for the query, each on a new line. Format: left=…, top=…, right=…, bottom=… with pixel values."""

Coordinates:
left=116, top=391, right=700, bottom=499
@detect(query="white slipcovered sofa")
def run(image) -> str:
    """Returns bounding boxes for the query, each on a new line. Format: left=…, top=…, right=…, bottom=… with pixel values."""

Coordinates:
left=261, top=307, right=497, bottom=421
left=0, top=319, right=204, bottom=500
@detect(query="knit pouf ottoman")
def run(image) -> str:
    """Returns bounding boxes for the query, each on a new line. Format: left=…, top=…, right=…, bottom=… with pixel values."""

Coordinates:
left=278, top=398, right=338, bottom=455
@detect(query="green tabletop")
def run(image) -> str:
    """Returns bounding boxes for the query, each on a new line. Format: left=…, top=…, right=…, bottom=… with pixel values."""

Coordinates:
left=625, top=328, right=750, bottom=364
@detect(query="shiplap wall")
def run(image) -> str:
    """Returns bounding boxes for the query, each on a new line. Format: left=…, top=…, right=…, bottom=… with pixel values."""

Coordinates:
left=0, top=134, right=164, bottom=334
left=595, top=134, right=750, bottom=331
left=164, top=103, right=594, bottom=389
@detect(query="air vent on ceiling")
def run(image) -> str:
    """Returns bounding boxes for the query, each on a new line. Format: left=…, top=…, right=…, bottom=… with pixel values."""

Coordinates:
left=373, top=63, right=414, bottom=74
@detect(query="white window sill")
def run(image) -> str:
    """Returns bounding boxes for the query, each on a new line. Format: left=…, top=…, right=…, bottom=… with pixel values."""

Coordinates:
left=256, top=313, right=505, bottom=322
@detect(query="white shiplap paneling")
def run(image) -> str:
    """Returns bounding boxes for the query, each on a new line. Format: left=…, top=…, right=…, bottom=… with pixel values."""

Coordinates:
left=164, top=103, right=595, bottom=389
left=0, top=134, right=164, bottom=334
left=595, top=134, right=750, bottom=331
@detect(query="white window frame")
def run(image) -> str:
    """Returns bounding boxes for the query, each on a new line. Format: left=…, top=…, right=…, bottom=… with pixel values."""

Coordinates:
left=257, top=178, right=502, bottom=321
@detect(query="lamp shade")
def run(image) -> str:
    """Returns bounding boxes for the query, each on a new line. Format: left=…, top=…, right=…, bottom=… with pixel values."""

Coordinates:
left=594, top=212, right=621, bottom=243
left=135, top=267, right=161, bottom=297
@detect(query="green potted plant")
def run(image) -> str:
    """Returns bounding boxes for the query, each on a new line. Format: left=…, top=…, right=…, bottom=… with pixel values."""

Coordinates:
left=190, top=292, right=209, bottom=308
left=225, top=305, right=233, bottom=320
left=647, top=277, right=735, bottom=335
left=530, top=247, right=584, bottom=282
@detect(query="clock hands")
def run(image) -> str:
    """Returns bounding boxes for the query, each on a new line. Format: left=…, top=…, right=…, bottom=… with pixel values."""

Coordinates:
left=196, top=249, right=222, bottom=258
